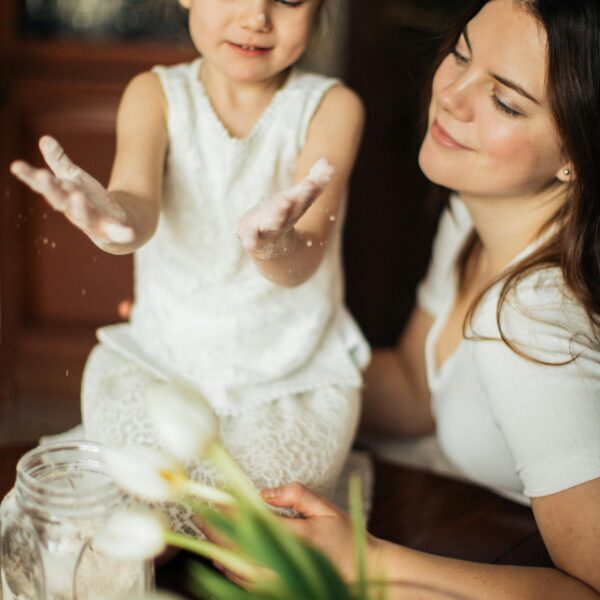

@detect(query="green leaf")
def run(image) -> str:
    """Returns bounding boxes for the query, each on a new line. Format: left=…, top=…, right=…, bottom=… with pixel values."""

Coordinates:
left=164, top=531, right=260, bottom=582
left=233, top=505, right=320, bottom=598
left=304, top=544, right=352, bottom=600
left=207, top=445, right=334, bottom=596
left=187, top=561, right=256, bottom=600
left=194, top=503, right=239, bottom=541
left=207, top=445, right=263, bottom=508
left=187, top=560, right=287, bottom=600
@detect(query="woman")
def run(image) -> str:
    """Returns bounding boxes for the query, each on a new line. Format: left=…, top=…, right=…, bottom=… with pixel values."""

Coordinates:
left=260, top=0, right=600, bottom=596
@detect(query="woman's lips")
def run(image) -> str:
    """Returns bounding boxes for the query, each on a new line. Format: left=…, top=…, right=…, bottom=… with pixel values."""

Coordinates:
left=227, top=42, right=272, bottom=57
left=430, top=120, right=471, bottom=150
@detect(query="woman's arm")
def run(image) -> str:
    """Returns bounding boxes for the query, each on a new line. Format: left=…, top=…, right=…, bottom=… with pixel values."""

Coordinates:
left=262, top=481, right=600, bottom=599
left=361, top=307, right=436, bottom=437
left=237, top=85, right=365, bottom=286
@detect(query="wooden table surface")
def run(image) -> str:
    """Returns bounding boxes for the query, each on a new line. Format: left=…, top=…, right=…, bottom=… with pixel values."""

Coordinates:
left=0, top=442, right=552, bottom=595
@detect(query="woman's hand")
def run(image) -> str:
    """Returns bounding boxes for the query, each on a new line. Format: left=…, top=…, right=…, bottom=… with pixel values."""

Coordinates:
left=236, top=159, right=334, bottom=260
left=10, top=135, right=134, bottom=249
left=261, top=481, right=382, bottom=582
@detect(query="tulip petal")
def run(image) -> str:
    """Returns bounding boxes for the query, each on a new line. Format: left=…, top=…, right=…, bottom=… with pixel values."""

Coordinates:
left=103, top=445, right=186, bottom=501
left=94, top=510, right=166, bottom=560
left=145, top=380, right=219, bottom=461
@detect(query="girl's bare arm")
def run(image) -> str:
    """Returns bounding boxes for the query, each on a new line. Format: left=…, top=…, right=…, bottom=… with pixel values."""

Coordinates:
left=236, top=85, right=365, bottom=286
left=10, top=71, right=167, bottom=255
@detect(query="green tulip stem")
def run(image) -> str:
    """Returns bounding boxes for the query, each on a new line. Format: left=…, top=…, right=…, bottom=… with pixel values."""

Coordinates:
left=207, top=443, right=263, bottom=507
left=164, top=531, right=261, bottom=582
left=185, top=480, right=235, bottom=506
left=350, top=473, right=368, bottom=599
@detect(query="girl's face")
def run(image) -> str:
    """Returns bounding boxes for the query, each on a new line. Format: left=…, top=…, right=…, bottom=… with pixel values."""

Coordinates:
left=418, top=0, right=570, bottom=200
left=179, top=0, right=319, bottom=84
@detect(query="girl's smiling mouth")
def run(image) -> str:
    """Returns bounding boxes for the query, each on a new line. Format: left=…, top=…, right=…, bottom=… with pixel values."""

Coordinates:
left=227, top=42, right=273, bottom=57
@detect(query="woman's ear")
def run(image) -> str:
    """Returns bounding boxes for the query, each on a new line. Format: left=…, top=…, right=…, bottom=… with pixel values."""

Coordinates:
left=556, top=163, right=575, bottom=183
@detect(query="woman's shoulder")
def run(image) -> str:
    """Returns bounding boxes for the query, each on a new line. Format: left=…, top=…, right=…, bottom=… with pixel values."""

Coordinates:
left=503, top=267, right=591, bottom=331
left=473, top=265, right=599, bottom=367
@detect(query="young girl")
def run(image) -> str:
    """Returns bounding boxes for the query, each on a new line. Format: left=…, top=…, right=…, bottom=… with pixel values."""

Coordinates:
left=11, top=0, right=369, bottom=532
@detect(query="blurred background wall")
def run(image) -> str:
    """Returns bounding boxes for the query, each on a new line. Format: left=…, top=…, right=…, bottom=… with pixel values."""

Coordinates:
left=0, top=0, right=462, bottom=443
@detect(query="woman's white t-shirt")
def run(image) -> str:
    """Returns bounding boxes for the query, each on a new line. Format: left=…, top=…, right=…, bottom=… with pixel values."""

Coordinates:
left=417, top=195, right=600, bottom=504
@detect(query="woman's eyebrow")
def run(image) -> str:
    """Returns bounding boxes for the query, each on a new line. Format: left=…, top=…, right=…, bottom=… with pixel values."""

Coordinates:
left=463, top=24, right=541, bottom=105
left=492, top=74, right=541, bottom=104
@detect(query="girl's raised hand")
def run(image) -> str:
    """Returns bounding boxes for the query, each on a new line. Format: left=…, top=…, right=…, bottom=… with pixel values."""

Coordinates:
left=10, top=136, right=134, bottom=249
left=236, top=158, right=335, bottom=260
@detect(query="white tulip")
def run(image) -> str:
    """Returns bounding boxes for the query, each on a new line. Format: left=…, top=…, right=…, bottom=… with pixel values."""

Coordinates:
left=103, top=445, right=234, bottom=506
left=145, top=379, right=219, bottom=461
left=103, top=445, right=188, bottom=501
left=94, top=509, right=166, bottom=561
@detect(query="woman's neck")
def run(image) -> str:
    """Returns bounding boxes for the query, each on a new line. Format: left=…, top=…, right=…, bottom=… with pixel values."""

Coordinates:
left=460, top=184, right=566, bottom=278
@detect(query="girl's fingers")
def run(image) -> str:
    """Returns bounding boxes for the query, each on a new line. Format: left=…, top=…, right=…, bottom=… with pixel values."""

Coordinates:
left=306, top=158, right=335, bottom=188
left=10, top=161, right=69, bottom=211
left=39, top=136, right=80, bottom=180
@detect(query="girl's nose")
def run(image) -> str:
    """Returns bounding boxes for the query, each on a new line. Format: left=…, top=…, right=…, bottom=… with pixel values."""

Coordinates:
left=242, top=2, right=272, bottom=33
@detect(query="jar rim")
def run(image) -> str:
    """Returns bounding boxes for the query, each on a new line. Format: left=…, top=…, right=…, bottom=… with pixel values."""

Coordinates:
left=16, top=440, right=123, bottom=514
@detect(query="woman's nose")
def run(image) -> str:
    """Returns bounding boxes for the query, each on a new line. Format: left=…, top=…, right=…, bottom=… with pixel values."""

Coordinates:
left=438, top=77, right=474, bottom=121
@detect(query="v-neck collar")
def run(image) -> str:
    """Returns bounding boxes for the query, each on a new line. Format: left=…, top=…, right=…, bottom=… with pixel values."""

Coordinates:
left=425, top=195, right=557, bottom=388
left=189, top=58, right=296, bottom=145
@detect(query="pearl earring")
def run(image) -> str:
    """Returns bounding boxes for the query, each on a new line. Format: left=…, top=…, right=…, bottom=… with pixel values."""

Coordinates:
left=562, top=168, right=571, bottom=177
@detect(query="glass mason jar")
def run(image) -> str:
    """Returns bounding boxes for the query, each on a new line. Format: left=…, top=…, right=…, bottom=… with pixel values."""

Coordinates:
left=0, top=441, right=154, bottom=599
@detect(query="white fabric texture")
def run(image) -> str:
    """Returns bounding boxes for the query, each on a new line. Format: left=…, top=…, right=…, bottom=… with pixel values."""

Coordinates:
left=80, top=60, right=371, bottom=531
left=416, top=195, right=600, bottom=504
left=97, top=58, right=369, bottom=415
left=82, top=346, right=360, bottom=534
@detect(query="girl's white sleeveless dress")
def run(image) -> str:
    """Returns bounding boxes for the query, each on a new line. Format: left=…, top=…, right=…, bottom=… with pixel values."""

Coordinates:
left=81, top=59, right=370, bottom=534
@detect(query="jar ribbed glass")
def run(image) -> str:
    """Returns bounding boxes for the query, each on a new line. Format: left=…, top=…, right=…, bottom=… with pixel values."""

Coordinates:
left=0, top=441, right=153, bottom=600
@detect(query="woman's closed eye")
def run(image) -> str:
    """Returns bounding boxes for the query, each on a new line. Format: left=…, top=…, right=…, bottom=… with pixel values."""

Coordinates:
left=449, top=45, right=525, bottom=118
left=490, top=93, right=523, bottom=118
left=450, top=47, right=470, bottom=66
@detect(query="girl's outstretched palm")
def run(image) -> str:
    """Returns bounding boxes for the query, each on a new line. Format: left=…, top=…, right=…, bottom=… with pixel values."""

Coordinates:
left=10, top=135, right=134, bottom=248
left=236, top=158, right=335, bottom=260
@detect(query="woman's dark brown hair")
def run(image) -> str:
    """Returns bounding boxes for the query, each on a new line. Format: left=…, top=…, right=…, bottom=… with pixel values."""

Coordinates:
left=424, top=0, right=600, bottom=363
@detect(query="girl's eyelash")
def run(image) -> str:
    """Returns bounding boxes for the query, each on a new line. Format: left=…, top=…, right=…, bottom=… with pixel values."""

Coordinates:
left=490, top=93, right=523, bottom=118
left=276, top=0, right=304, bottom=6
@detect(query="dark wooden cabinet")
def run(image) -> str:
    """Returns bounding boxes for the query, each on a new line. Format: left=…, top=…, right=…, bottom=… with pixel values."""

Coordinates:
left=0, top=2, right=195, bottom=428
left=0, top=0, right=450, bottom=437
